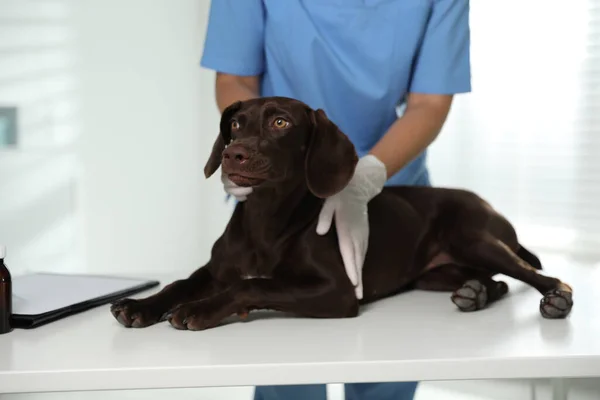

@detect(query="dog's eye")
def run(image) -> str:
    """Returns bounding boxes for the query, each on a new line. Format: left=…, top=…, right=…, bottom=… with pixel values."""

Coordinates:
left=231, top=120, right=240, bottom=130
left=273, top=118, right=290, bottom=129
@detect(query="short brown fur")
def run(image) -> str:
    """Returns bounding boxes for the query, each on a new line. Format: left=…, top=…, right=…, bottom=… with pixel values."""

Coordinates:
left=111, top=97, right=573, bottom=331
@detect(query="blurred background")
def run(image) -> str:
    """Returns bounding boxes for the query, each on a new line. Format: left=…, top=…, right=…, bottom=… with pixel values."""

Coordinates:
left=0, top=0, right=598, bottom=399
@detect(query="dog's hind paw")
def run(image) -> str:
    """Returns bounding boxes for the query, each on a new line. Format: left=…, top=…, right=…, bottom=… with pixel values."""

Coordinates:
left=540, top=289, right=573, bottom=319
left=451, top=280, right=488, bottom=312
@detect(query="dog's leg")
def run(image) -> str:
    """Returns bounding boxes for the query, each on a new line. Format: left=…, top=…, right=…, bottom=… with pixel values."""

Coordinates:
left=165, top=278, right=357, bottom=331
left=110, top=267, right=222, bottom=328
left=450, top=235, right=573, bottom=319
left=415, top=264, right=508, bottom=311
left=415, top=264, right=478, bottom=291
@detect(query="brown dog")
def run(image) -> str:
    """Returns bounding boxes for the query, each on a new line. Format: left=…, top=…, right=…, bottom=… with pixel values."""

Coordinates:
left=111, top=97, right=573, bottom=331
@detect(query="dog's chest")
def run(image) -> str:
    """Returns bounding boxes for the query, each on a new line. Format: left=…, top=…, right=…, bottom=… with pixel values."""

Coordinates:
left=219, top=220, right=297, bottom=282
left=242, top=249, right=281, bottom=278
left=241, top=273, right=270, bottom=280
left=218, top=247, right=282, bottom=282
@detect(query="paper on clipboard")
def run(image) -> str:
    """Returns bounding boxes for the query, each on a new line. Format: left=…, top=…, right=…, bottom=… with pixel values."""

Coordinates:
left=12, top=273, right=158, bottom=315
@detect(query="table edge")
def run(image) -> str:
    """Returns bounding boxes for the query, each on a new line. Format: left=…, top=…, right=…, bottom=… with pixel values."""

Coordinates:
left=2, top=356, right=600, bottom=394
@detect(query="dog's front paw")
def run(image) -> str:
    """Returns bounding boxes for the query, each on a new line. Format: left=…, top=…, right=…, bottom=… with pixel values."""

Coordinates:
left=163, top=301, right=216, bottom=331
left=540, top=289, right=573, bottom=319
left=110, top=298, right=164, bottom=328
left=451, top=280, right=488, bottom=312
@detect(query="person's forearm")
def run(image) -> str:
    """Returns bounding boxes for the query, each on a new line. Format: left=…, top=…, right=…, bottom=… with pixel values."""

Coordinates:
left=369, top=93, right=453, bottom=178
left=215, top=73, right=261, bottom=113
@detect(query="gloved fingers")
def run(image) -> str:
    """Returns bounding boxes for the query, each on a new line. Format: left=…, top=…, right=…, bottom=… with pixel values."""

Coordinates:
left=226, top=186, right=253, bottom=198
left=221, top=173, right=253, bottom=200
left=355, top=282, right=363, bottom=300
left=353, top=236, right=366, bottom=300
left=316, top=198, right=336, bottom=235
left=353, top=233, right=367, bottom=273
left=338, top=227, right=358, bottom=287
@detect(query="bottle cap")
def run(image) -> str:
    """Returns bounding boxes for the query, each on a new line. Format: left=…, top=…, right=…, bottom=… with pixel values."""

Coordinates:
left=0, top=245, right=5, bottom=259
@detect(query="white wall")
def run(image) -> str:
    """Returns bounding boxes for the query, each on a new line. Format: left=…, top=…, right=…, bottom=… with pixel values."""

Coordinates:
left=72, top=0, right=231, bottom=277
left=0, top=0, right=231, bottom=278
left=0, top=0, right=83, bottom=275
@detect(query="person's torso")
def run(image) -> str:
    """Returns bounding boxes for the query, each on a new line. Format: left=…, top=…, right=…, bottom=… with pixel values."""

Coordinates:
left=259, top=0, right=434, bottom=186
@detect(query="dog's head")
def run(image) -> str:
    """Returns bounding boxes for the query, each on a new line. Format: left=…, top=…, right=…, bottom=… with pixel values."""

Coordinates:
left=204, top=97, right=358, bottom=198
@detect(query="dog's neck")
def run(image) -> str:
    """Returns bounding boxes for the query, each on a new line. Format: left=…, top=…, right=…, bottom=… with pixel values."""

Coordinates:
left=239, top=178, right=323, bottom=243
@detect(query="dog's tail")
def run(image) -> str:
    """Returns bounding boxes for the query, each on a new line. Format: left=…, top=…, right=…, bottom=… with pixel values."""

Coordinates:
left=517, top=244, right=543, bottom=270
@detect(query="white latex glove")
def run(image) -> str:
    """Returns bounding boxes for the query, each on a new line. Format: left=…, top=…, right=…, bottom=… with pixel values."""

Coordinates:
left=316, top=154, right=387, bottom=300
left=221, top=170, right=253, bottom=201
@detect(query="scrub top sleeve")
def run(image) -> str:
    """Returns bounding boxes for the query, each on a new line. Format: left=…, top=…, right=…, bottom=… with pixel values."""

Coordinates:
left=409, top=0, right=472, bottom=94
left=200, top=0, right=265, bottom=76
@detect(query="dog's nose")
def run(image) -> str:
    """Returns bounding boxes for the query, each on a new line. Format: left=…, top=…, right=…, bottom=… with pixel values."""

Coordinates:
left=223, top=145, right=249, bottom=164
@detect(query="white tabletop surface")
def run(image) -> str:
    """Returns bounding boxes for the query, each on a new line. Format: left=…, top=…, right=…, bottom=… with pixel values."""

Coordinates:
left=1, top=254, right=599, bottom=394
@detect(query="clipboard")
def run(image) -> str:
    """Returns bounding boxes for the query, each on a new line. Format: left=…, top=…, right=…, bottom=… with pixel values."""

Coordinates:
left=10, top=273, right=160, bottom=329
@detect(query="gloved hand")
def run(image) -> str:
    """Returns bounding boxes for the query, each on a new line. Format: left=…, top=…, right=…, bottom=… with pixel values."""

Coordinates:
left=221, top=170, right=253, bottom=201
left=316, top=154, right=388, bottom=300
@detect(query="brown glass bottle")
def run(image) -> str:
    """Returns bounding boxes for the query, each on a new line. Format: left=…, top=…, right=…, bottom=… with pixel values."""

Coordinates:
left=0, top=245, right=12, bottom=334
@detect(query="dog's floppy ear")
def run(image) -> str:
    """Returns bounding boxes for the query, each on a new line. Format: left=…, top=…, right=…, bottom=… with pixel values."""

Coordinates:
left=305, top=108, right=358, bottom=198
left=203, top=101, right=242, bottom=179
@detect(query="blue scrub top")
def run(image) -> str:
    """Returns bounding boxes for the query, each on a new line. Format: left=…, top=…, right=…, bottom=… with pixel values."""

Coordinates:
left=201, top=0, right=471, bottom=187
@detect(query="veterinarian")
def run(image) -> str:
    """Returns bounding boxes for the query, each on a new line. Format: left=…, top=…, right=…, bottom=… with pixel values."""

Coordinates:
left=200, top=1, right=471, bottom=399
